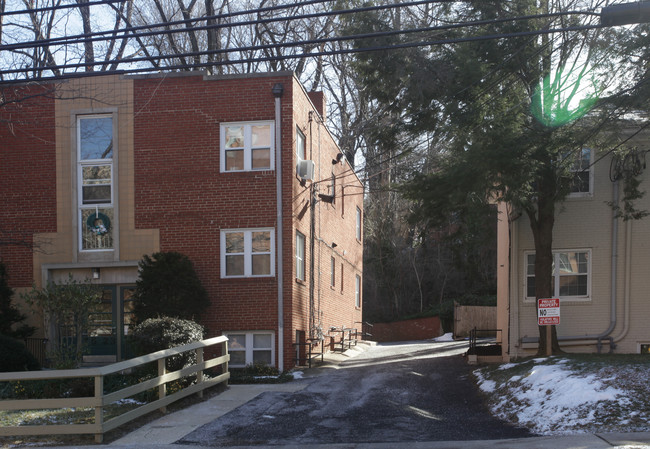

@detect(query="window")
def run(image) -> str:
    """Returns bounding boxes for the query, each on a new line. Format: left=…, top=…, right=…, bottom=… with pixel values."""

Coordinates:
left=296, top=231, right=305, bottom=281
left=220, top=122, right=274, bottom=172
left=568, top=148, right=593, bottom=196
left=225, top=332, right=275, bottom=367
left=78, top=115, right=114, bottom=251
left=340, top=263, right=344, bottom=293
left=296, top=128, right=305, bottom=160
left=330, top=173, right=336, bottom=205
left=221, top=229, right=274, bottom=278
left=355, top=274, right=361, bottom=308
left=356, top=207, right=362, bottom=241
left=330, top=256, right=336, bottom=288
left=525, top=250, right=590, bottom=301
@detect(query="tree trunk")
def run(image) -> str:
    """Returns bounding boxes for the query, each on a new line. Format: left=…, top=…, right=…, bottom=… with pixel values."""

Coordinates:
left=528, top=169, right=562, bottom=355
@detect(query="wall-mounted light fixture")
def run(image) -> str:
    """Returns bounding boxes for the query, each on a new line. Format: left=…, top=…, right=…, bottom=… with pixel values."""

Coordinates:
left=332, top=153, right=344, bottom=165
left=332, top=242, right=338, bottom=248
left=92, top=267, right=101, bottom=280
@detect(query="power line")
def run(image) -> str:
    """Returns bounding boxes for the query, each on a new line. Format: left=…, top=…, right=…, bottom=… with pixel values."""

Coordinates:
left=0, top=0, right=602, bottom=82
left=0, top=0, right=123, bottom=17
left=0, top=23, right=604, bottom=82
left=0, top=3, right=594, bottom=53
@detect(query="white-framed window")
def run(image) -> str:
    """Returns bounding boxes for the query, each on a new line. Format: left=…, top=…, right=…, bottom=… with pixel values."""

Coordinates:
left=221, top=228, right=274, bottom=278
left=224, top=331, right=275, bottom=367
left=355, top=274, right=361, bottom=308
left=296, top=127, right=305, bottom=160
left=525, top=249, right=591, bottom=301
left=78, top=115, right=114, bottom=251
left=356, top=207, right=362, bottom=241
left=220, top=122, right=274, bottom=172
left=568, top=148, right=593, bottom=197
left=330, top=256, right=336, bottom=288
left=296, top=231, right=305, bottom=281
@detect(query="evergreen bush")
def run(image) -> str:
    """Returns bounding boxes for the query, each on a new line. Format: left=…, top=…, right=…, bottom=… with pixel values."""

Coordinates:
left=132, top=251, right=209, bottom=323
left=0, top=334, right=40, bottom=372
left=0, top=261, right=35, bottom=339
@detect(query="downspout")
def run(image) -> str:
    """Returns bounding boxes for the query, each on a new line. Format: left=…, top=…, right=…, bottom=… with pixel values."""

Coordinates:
left=272, top=83, right=284, bottom=369
left=612, top=218, right=632, bottom=343
left=308, top=112, right=316, bottom=339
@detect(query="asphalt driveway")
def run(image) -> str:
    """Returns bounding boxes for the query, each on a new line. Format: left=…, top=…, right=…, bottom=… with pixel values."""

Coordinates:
left=178, top=340, right=533, bottom=447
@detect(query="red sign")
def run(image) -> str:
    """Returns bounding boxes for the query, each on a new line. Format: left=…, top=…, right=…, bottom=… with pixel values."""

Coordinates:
left=538, top=298, right=560, bottom=326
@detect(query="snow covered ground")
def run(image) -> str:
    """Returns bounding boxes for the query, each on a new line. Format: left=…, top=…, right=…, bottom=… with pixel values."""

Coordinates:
left=474, top=355, right=650, bottom=436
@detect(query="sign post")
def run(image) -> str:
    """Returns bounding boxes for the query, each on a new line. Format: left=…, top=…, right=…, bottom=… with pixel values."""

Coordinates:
left=538, top=298, right=560, bottom=356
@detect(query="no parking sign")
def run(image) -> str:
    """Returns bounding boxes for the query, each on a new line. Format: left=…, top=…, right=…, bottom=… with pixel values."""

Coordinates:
left=538, top=298, right=560, bottom=326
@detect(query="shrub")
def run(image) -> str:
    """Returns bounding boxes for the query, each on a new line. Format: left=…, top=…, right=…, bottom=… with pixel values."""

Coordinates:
left=0, top=335, right=40, bottom=372
left=21, top=275, right=102, bottom=368
left=229, top=363, right=294, bottom=384
left=130, top=316, right=205, bottom=372
left=132, top=251, right=209, bottom=323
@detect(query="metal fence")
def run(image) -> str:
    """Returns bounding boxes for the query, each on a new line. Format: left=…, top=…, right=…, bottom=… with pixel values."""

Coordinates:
left=0, top=336, right=230, bottom=443
left=23, top=338, right=48, bottom=366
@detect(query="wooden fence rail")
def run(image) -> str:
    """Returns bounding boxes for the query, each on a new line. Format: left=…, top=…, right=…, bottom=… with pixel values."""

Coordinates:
left=0, top=335, right=230, bottom=443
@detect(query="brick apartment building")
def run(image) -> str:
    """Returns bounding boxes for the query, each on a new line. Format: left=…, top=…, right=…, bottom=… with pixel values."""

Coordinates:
left=0, top=71, right=363, bottom=370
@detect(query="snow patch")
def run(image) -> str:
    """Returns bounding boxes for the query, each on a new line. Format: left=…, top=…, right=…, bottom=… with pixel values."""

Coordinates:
left=485, top=360, right=630, bottom=435
left=432, top=332, right=454, bottom=342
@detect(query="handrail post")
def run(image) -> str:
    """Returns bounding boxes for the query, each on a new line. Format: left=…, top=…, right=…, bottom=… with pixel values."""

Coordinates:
left=158, top=359, right=167, bottom=413
left=94, top=374, right=104, bottom=443
left=196, top=347, right=204, bottom=399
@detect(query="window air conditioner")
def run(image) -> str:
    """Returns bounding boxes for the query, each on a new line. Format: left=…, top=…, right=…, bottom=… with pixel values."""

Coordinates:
left=296, top=159, right=315, bottom=181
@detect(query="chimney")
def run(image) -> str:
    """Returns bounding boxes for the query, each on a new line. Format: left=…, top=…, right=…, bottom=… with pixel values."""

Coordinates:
left=308, top=91, right=326, bottom=122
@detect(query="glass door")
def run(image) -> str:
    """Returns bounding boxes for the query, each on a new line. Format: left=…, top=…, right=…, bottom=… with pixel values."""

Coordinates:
left=86, top=285, right=137, bottom=362
left=87, top=286, right=117, bottom=360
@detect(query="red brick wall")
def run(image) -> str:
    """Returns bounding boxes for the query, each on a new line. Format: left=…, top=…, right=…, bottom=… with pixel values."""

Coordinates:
left=0, top=73, right=363, bottom=370
left=132, top=74, right=363, bottom=369
left=133, top=74, right=284, bottom=334
left=290, top=78, right=363, bottom=360
left=370, top=316, right=443, bottom=343
left=132, top=74, right=359, bottom=369
left=0, top=84, right=57, bottom=287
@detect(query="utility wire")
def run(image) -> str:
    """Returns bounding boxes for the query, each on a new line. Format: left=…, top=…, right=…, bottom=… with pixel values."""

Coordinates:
left=0, top=0, right=123, bottom=16
left=0, top=4, right=595, bottom=52
left=0, top=0, right=602, bottom=82
left=0, top=22, right=605, bottom=81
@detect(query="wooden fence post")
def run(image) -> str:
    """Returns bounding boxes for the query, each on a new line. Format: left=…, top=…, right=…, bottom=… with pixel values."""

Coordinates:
left=196, top=347, right=204, bottom=399
left=94, top=374, right=104, bottom=443
left=223, top=339, right=229, bottom=385
left=158, top=359, right=167, bottom=413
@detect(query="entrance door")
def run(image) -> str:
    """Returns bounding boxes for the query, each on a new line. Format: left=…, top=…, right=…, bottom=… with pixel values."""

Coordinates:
left=86, top=285, right=136, bottom=362
left=87, top=286, right=117, bottom=361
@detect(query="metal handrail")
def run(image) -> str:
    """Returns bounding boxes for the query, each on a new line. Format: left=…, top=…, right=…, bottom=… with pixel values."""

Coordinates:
left=468, top=328, right=502, bottom=355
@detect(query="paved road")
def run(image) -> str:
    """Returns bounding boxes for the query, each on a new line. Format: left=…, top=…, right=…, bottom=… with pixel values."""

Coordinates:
left=179, top=341, right=533, bottom=447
